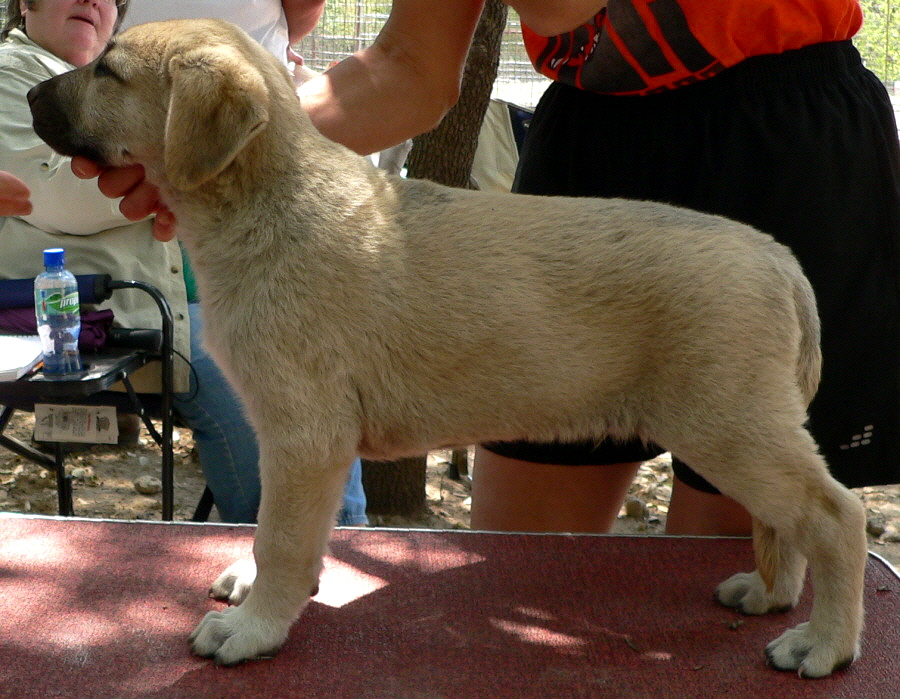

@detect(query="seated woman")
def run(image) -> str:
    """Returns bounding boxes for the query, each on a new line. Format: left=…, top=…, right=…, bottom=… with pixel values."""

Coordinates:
left=0, top=0, right=366, bottom=525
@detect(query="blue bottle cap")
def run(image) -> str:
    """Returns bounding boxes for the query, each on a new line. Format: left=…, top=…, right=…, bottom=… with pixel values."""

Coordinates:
left=43, top=248, right=65, bottom=267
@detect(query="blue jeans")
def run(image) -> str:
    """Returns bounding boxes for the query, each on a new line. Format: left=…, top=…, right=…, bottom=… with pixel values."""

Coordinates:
left=338, top=458, right=368, bottom=526
left=173, top=303, right=367, bottom=525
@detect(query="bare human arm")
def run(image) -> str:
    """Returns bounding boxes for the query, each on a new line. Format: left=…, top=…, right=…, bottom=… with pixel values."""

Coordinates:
left=72, top=0, right=484, bottom=235
left=298, top=0, right=486, bottom=155
left=281, top=0, right=326, bottom=44
left=74, top=0, right=608, bottom=233
left=297, top=0, right=608, bottom=154
left=512, top=0, right=607, bottom=37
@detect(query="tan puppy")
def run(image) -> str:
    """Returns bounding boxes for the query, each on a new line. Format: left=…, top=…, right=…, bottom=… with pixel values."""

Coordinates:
left=28, top=19, right=866, bottom=677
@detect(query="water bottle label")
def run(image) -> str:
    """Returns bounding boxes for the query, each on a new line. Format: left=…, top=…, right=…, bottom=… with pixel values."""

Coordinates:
left=35, top=289, right=80, bottom=315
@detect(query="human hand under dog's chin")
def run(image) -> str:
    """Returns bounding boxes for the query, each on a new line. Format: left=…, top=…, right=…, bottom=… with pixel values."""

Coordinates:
left=71, top=156, right=178, bottom=241
left=150, top=209, right=177, bottom=241
left=0, top=170, right=32, bottom=216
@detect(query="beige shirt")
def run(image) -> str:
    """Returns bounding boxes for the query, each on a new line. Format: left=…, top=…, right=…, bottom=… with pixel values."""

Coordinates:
left=0, top=30, right=191, bottom=391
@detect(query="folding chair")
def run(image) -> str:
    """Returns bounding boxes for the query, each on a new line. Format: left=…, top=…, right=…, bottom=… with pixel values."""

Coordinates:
left=0, top=274, right=182, bottom=519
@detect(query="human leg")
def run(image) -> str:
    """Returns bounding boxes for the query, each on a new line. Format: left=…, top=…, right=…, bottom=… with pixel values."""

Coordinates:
left=337, top=457, right=368, bottom=526
left=471, top=446, right=640, bottom=532
left=665, top=465, right=752, bottom=536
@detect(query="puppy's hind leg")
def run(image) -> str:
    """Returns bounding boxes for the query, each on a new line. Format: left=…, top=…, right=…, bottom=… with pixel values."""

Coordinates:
left=190, top=439, right=354, bottom=665
left=703, top=429, right=867, bottom=678
left=716, top=518, right=807, bottom=615
left=761, top=472, right=867, bottom=678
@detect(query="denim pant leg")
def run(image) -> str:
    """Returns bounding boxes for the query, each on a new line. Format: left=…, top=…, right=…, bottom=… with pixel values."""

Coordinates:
left=338, top=458, right=368, bottom=526
left=174, top=304, right=260, bottom=523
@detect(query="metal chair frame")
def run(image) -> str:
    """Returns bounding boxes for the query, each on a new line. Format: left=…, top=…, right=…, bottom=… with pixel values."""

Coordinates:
left=0, top=276, right=179, bottom=519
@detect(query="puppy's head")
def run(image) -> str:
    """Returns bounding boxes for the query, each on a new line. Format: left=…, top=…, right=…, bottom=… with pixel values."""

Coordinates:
left=28, top=19, right=271, bottom=191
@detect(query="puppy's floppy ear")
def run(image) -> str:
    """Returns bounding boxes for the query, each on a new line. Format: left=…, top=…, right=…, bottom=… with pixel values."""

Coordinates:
left=165, top=45, right=269, bottom=190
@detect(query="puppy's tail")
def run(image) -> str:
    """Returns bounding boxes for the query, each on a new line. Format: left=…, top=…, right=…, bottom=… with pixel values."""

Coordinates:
left=794, top=273, right=822, bottom=407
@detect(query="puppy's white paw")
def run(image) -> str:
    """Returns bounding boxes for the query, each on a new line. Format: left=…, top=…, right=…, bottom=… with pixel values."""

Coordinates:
left=209, top=559, right=257, bottom=605
left=189, top=604, right=290, bottom=665
left=765, top=622, right=858, bottom=678
left=716, top=570, right=798, bottom=615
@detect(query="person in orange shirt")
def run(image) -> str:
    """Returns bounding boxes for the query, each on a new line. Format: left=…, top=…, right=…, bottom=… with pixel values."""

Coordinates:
left=473, top=0, right=900, bottom=535
left=76, top=0, right=900, bottom=536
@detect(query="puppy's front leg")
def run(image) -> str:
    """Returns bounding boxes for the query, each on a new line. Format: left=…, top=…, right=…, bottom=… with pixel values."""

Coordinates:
left=190, top=446, right=350, bottom=665
left=209, top=558, right=257, bottom=605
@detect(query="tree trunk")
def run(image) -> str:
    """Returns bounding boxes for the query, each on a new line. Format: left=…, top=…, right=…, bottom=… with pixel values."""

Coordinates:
left=361, top=1, right=507, bottom=515
left=361, top=458, right=427, bottom=517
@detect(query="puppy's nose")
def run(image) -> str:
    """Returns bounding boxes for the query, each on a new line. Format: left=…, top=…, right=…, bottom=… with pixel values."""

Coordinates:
left=26, top=83, right=41, bottom=106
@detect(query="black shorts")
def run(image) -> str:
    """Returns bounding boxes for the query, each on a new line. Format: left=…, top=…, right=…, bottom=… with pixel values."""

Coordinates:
left=484, top=40, right=900, bottom=492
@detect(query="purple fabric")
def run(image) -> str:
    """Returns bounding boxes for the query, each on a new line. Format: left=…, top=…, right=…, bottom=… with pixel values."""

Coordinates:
left=0, top=307, right=114, bottom=351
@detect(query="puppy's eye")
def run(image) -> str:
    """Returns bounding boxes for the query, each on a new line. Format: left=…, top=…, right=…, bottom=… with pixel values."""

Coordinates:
left=93, top=60, right=120, bottom=80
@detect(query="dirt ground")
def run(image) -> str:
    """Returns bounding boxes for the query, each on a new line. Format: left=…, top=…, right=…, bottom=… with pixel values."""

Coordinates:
left=1, top=411, right=899, bottom=569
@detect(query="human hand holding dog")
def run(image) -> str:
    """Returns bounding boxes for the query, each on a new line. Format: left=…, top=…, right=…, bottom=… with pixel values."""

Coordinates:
left=0, top=170, right=32, bottom=216
left=70, top=157, right=177, bottom=240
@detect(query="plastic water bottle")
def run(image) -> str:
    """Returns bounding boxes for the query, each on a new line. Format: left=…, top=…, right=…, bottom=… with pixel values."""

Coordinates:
left=34, top=248, right=82, bottom=378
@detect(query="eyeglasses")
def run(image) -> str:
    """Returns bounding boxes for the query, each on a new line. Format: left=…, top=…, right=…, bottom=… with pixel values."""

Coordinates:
left=28, top=0, right=127, bottom=5
left=60, top=0, right=128, bottom=5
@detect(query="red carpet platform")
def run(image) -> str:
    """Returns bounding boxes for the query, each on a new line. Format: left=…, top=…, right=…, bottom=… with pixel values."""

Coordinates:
left=0, top=514, right=897, bottom=698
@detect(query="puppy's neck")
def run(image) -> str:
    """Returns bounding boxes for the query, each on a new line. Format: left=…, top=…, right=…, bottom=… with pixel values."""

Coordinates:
left=168, top=100, right=390, bottom=256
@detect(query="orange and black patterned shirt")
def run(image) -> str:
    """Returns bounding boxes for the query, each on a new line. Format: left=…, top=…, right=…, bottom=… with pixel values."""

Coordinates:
left=522, top=0, right=863, bottom=95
